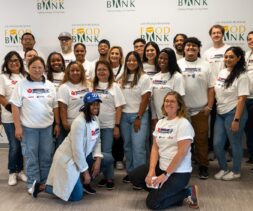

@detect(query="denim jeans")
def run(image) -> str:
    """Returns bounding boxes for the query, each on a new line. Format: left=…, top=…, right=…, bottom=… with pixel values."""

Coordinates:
left=245, top=99, right=253, bottom=160
left=120, top=111, right=148, bottom=173
left=21, top=125, right=54, bottom=188
left=129, top=164, right=191, bottom=210
left=45, top=178, right=83, bottom=201
left=214, top=108, right=247, bottom=173
left=100, top=128, right=114, bottom=179
left=2, top=123, right=24, bottom=173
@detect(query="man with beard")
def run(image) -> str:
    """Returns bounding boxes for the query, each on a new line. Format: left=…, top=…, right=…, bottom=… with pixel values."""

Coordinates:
left=173, top=33, right=187, bottom=60
left=58, top=32, right=75, bottom=66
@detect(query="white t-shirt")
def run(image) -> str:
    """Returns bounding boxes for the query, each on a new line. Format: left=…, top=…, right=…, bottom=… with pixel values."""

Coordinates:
left=203, top=44, right=230, bottom=78
left=121, top=73, right=152, bottom=113
left=57, top=82, right=90, bottom=125
left=153, top=117, right=194, bottom=173
left=52, top=72, right=65, bottom=92
left=82, top=59, right=94, bottom=81
left=151, top=71, right=185, bottom=119
left=175, top=52, right=183, bottom=61
left=178, top=58, right=215, bottom=116
left=10, top=78, right=57, bottom=128
left=62, top=51, right=75, bottom=67
left=245, top=50, right=253, bottom=98
left=215, top=68, right=249, bottom=114
left=143, top=63, right=157, bottom=81
left=94, top=82, right=125, bottom=128
left=0, top=73, right=25, bottom=123
left=112, top=64, right=124, bottom=81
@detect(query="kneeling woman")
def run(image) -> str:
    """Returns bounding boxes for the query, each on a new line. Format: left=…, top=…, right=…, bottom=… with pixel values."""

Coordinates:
left=32, top=92, right=113, bottom=201
left=129, top=91, right=199, bottom=210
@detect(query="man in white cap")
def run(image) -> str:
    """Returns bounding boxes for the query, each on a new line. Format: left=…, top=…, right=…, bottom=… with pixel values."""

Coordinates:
left=58, top=32, right=75, bottom=66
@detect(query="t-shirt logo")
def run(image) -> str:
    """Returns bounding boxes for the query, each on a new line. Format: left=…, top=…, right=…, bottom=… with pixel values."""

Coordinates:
left=27, top=89, right=32, bottom=93
left=11, top=80, right=17, bottom=85
left=71, top=91, right=76, bottom=95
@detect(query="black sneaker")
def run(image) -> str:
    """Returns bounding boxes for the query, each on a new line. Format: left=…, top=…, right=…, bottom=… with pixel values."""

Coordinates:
left=106, top=181, right=114, bottom=190
left=31, top=180, right=42, bottom=198
left=122, top=175, right=131, bottom=183
left=199, top=166, right=209, bottom=180
left=184, top=185, right=199, bottom=209
left=98, top=179, right=107, bottom=187
left=83, top=184, right=96, bottom=195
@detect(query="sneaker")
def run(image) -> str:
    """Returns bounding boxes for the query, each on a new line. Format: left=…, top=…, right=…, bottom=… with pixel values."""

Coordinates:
left=222, top=171, right=241, bottom=181
left=184, top=185, right=199, bottom=209
left=31, top=180, right=42, bottom=198
left=116, top=161, right=124, bottom=170
left=132, top=185, right=143, bottom=190
left=214, top=170, right=229, bottom=180
left=98, top=179, right=107, bottom=187
left=8, top=173, right=17, bottom=186
left=17, top=171, right=27, bottom=182
left=83, top=184, right=96, bottom=194
left=106, top=181, right=114, bottom=190
left=28, top=187, right=33, bottom=195
left=199, top=166, right=209, bottom=180
left=122, top=175, right=131, bottom=183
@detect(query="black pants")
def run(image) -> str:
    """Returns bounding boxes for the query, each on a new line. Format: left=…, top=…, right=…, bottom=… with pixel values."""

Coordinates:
left=129, top=164, right=191, bottom=210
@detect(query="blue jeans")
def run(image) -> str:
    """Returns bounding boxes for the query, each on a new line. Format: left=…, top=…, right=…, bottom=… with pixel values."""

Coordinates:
left=100, top=128, right=114, bottom=179
left=120, top=111, right=148, bottom=173
left=45, top=178, right=83, bottom=202
left=2, top=123, right=24, bottom=173
left=245, top=99, right=253, bottom=160
left=21, top=125, right=54, bottom=188
left=214, top=108, right=247, bottom=173
left=129, top=164, right=191, bottom=209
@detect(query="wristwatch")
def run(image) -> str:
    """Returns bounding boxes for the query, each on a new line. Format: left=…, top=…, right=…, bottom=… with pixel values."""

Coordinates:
left=115, top=124, right=120, bottom=128
left=135, top=115, right=142, bottom=120
left=234, top=118, right=240, bottom=122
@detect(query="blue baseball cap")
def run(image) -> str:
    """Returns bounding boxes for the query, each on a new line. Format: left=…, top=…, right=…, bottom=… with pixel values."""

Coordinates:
left=80, top=92, right=102, bottom=111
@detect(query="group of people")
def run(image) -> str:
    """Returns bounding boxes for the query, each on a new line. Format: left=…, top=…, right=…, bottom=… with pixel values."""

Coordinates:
left=0, top=24, right=252, bottom=210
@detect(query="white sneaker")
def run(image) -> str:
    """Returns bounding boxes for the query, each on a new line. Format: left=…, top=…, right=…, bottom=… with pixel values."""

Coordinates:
left=222, top=171, right=241, bottom=181
left=17, top=171, right=27, bottom=182
left=214, top=170, right=229, bottom=180
left=8, top=173, right=17, bottom=186
left=28, top=187, right=33, bottom=195
left=116, top=161, right=124, bottom=170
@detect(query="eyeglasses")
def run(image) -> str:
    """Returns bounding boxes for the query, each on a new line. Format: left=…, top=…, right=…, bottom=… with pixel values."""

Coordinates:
left=60, top=38, right=71, bottom=42
left=8, top=59, right=20, bottom=64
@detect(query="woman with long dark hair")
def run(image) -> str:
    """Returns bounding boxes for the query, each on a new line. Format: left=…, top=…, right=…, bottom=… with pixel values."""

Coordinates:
left=214, top=46, right=249, bottom=180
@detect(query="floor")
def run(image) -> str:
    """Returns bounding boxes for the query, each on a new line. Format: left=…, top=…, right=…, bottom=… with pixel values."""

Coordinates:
left=0, top=148, right=253, bottom=211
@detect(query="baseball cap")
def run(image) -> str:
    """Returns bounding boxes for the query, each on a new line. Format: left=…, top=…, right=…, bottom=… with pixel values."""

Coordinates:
left=58, top=32, right=72, bottom=40
left=79, top=92, right=102, bottom=111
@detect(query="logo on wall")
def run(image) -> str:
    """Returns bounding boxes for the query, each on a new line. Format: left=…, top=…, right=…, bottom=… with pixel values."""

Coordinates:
left=4, top=25, right=32, bottom=47
left=139, top=23, right=171, bottom=45
left=219, top=21, right=247, bottom=47
left=177, top=0, right=208, bottom=10
left=37, top=0, right=65, bottom=14
left=106, top=0, right=136, bottom=12
left=72, top=24, right=101, bottom=46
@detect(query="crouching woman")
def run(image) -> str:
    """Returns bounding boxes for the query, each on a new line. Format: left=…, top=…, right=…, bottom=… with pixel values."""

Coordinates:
left=31, top=92, right=113, bottom=201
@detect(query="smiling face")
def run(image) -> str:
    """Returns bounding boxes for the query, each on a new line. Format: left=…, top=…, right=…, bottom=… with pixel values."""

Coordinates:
left=174, top=35, right=185, bottom=53
left=210, top=27, right=224, bottom=44
left=247, top=33, right=253, bottom=50
left=158, top=52, right=169, bottom=72
left=224, top=50, right=241, bottom=71
left=8, top=55, right=21, bottom=74
left=134, top=41, right=145, bottom=58
left=145, top=45, right=157, bottom=63
left=59, top=38, right=72, bottom=53
left=98, top=43, right=109, bottom=56
left=109, top=48, right=121, bottom=65
left=25, top=50, right=38, bottom=64
left=21, top=34, right=35, bottom=51
left=29, top=60, right=45, bottom=81
left=50, top=54, right=63, bottom=72
left=126, top=54, right=138, bottom=73
left=69, top=63, right=82, bottom=84
left=96, top=63, right=110, bottom=82
left=90, top=101, right=100, bottom=116
left=184, top=42, right=199, bottom=61
left=74, top=44, right=86, bottom=62
left=163, top=94, right=179, bottom=119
